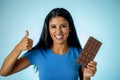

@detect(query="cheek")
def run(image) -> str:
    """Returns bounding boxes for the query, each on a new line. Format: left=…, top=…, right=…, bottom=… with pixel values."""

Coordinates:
left=49, top=29, right=55, bottom=38
left=67, top=32, right=70, bottom=38
left=64, top=30, right=70, bottom=38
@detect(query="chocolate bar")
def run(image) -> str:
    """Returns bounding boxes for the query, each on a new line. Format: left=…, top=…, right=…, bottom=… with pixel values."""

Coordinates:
left=77, top=36, right=102, bottom=68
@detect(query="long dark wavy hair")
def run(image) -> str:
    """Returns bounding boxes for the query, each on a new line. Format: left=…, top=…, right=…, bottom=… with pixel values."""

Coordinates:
left=32, top=8, right=83, bottom=79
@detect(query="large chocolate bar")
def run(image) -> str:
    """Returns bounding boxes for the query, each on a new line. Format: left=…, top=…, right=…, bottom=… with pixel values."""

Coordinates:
left=77, top=36, right=102, bottom=68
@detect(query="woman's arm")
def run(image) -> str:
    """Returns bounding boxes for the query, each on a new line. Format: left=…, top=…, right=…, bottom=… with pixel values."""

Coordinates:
left=0, top=30, right=33, bottom=76
left=0, top=56, right=31, bottom=76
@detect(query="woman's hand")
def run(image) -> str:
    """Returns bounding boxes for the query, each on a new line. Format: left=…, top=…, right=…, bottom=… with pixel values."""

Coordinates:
left=16, top=30, right=33, bottom=52
left=83, top=61, right=97, bottom=78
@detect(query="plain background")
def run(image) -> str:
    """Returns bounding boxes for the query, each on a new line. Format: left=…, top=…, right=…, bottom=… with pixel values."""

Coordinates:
left=0, top=0, right=120, bottom=80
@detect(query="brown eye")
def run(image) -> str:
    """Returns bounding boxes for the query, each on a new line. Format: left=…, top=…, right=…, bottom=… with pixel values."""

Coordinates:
left=60, top=25, right=67, bottom=28
left=50, top=25, right=56, bottom=28
left=61, top=25, right=66, bottom=28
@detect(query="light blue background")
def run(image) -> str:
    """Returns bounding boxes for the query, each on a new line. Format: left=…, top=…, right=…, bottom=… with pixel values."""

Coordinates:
left=0, top=0, right=120, bottom=80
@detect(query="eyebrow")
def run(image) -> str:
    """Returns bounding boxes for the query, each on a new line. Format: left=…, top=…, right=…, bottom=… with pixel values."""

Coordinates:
left=49, top=23, right=68, bottom=26
left=60, top=23, right=68, bottom=26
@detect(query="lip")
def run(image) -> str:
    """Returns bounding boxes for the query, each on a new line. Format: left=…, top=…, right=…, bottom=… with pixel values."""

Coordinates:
left=55, top=35, right=64, bottom=40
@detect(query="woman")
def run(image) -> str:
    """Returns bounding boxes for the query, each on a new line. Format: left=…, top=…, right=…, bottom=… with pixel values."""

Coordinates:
left=0, top=8, right=97, bottom=80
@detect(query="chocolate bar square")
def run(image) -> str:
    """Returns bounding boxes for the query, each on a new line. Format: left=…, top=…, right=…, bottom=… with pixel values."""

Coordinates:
left=77, top=36, right=102, bottom=68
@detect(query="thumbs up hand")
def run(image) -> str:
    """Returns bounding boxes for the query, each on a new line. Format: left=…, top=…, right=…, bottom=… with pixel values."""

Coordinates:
left=16, top=30, right=33, bottom=52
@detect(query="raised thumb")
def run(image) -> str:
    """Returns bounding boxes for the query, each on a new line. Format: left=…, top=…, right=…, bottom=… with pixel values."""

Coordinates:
left=24, top=30, right=29, bottom=38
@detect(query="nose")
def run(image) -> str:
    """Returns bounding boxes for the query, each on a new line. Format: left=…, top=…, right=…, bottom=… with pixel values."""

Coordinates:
left=55, top=27, right=62, bottom=34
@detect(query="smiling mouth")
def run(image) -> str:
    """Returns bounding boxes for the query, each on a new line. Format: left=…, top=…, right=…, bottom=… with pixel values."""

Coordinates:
left=55, top=35, right=63, bottom=40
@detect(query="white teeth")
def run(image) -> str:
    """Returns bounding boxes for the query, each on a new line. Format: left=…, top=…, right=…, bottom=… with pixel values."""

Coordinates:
left=56, top=35, right=63, bottom=39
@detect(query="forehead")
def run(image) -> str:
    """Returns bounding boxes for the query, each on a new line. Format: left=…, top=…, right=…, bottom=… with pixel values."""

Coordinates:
left=49, top=16, right=68, bottom=24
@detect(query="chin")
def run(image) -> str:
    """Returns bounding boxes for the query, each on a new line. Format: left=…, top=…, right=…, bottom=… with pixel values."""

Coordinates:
left=54, top=40, right=66, bottom=44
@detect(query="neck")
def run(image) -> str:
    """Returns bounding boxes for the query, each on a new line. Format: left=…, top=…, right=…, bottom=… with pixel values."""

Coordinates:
left=51, top=43, right=68, bottom=55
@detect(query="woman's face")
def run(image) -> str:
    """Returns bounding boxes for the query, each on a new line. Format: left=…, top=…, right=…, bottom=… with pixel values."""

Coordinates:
left=49, top=16, right=70, bottom=45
